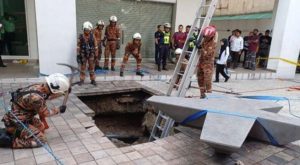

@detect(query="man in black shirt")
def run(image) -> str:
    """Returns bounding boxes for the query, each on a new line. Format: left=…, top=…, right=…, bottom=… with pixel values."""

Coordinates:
left=154, top=25, right=163, bottom=65
left=257, top=30, right=272, bottom=68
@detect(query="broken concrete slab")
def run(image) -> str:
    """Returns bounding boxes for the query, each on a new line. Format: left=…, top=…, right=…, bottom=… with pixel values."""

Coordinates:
left=147, top=96, right=300, bottom=153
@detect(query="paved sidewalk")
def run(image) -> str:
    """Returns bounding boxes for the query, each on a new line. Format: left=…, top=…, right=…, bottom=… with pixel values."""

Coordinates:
left=0, top=78, right=300, bottom=164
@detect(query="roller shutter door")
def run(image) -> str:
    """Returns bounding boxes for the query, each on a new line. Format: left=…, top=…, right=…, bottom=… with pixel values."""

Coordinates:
left=76, top=0, right=173, bottom=59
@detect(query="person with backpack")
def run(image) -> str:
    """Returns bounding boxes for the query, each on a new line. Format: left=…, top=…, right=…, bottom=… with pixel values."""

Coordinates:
left=0, top=73, right=70, bottom=148
left=120, top=33, right=144, bottom=77
left=77, top=21, right=98, bottom=86
left=214, top=38, right=230, bottom=83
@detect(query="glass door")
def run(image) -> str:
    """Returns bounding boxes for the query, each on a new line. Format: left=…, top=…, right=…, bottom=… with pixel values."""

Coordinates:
left=0, top=0, right=28, bottom=56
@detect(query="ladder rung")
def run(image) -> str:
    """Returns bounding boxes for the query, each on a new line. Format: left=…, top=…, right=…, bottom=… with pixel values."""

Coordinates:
left=200, top=5, right=211, bottom=8
left=197, top=17, right=206, bottom=19
left=156, top=125, right=163, bottom=130
left=153, top=136, right=159, bottom=140
left=160, top=114, right=169, bottom=120
left=181, top=61, right=188, bottom=65
left=177, top=72, right=183, bottom=76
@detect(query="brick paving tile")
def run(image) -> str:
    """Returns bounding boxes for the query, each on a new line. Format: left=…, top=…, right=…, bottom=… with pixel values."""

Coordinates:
left=125, top=151, right=143, bottom=160
left=111, top=154, right=130, bottom=164
left=74, top=152, right=95, bottom=164
left=91, top=150, right=109, bottom=160
left=96, top=157, right=117, bottom=165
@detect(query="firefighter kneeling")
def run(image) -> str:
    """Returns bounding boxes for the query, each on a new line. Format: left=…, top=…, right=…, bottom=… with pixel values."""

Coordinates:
left=0, top=73, right=70, bottom=148
left=120, top=33, right=144, bottom=77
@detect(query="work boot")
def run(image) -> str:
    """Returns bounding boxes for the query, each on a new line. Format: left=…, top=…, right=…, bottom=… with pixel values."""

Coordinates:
left=200, top=94, right=207, bottom=99
left=0, top=128, right=12, bottom=148
left=94, top=66, right=102, bottom=71
left=158, top=65, right=161, bottom=72
left=111, top=67, right=115, bottom=71
left=136, top=71, right=144, bottom=77
left=120, top=71, right=124, bottom=77
left=78, top=80, right=84, bottom=86
left=103, top=66, right=109, bottom=70
left=91, top=80, right=97, bottom=86
left=0, top=64, right=6, bottom=67
left=162, top=66, right=168, bottom=71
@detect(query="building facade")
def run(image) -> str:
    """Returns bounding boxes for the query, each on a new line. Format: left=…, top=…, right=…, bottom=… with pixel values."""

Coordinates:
left=1, top=0, right=299, bottom=78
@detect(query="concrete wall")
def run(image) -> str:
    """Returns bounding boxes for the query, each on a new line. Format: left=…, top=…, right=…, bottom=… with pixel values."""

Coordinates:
left=268, top=0, right=300, bottom=78
left=215, top=0, right=275, bottom=15
left=35, top=0, right=77, bottom=75
left=25, top=0, right=38, bottom=60
left=174, top=0, right=199, bottom=30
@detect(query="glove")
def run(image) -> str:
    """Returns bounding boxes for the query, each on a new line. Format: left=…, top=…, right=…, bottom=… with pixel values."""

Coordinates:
left=76, top=55, right=82, bottom=64
left=59, top=105, right=67, bottom=113
left=116, top=40, right=120, bottom=50
left=102, top=40, right=106, bottom=47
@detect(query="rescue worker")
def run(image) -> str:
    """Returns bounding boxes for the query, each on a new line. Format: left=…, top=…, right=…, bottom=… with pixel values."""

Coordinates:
left=94, top=20, right=105, bottom=70
left=103, top=15, right=120, bottom=71
left=197, top=26, right=217, bottom=99
left=174, top=48, right=189, bottom=87
left=1, top=73, right=70, bottom=148
left=120, top=33, right=144, bottom=77
left=77, top=21, right=98, bottom=86
left=158, top=23, right=172, bottom=71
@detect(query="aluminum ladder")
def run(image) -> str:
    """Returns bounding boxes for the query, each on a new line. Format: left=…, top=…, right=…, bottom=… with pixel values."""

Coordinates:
left=149, top=0, right=219, bottom=141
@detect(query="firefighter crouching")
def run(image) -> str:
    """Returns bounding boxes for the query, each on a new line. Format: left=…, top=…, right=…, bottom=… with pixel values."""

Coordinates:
left=120, top=33, right=144, bottom=77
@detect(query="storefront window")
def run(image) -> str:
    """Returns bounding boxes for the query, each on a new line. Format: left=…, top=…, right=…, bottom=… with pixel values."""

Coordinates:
left=0, top=0, right=28, bottom=56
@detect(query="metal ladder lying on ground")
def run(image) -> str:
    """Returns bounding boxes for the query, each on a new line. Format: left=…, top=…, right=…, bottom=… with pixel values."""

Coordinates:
left=149, top=0, right=219, bottom=141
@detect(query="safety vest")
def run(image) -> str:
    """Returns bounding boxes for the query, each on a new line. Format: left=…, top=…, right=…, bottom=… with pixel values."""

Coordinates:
left=163, top=31, right=171, bottom=44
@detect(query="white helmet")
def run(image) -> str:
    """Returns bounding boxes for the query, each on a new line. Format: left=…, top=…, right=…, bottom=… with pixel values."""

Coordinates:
left=175, top=48, right=182, bottom=55
left=109, top=15, right=118, bottom=22
left=82, top=21, right=93, bottom=31
left=133, top=33, right=141, bottom=40
left=164, top=23, right=171, bottom=28
left=96, top=20, right=105, bottom=26
left=45, top=73, right=70, bottom=94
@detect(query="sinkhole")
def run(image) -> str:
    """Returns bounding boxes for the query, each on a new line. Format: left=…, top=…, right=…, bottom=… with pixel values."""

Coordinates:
left=78, top=90, right=156, bottom=147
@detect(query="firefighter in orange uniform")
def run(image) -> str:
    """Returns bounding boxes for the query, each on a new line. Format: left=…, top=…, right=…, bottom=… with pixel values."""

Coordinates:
left=94, top=20, right=105, bottom=70
left=197, top=26, right=218, bottom=98
left=77, top=21, right=98, bottom=86
left=120, top=33, right=144, bottom=77
left=103, top=15, right=120, bottom=71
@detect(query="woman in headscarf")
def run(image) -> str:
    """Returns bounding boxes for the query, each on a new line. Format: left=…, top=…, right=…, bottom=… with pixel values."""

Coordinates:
left=214, top=38, right=230, bottom=82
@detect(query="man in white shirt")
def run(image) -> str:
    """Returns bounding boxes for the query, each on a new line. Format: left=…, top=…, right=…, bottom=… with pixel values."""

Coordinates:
left=230, top=29, right=243, bottom=69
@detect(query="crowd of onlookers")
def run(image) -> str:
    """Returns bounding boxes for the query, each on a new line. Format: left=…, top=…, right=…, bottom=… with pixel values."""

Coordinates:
left=227, top=28, right=272, bottom=71
left=154, top=24, right=272, bottom=72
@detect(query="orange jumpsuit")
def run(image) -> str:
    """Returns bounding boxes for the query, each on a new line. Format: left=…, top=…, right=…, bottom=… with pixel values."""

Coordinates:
left=120, top=42, right=142, bottom=72
left=1, top=84, right=59, bottom=148
left=197, top=37, right=217, bottom=98
left=77, top=32, right=98, bottom=81
left=104, top=25, right=120, bottom=68
left=93, top=28, right=103, bottom=68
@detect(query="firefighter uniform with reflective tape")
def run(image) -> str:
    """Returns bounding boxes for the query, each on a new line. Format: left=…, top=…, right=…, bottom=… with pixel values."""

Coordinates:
left=1, top=80, right=67, bottom=148
left=120, top=42, right=142, bottom=74
left=197, top=26, right=217, bottom=98
left=93, top=26, right=103, bottom=69
left=104, top=24, right=120, bottom=70
left=77, top=32, right=98, bottom=83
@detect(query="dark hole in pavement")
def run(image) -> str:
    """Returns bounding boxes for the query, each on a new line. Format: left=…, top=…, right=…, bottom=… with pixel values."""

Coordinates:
left=78, top=90, right=156, bottom=147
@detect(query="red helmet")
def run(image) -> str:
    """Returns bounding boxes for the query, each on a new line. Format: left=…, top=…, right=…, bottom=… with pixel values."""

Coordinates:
left=202, top=26, right=216, bottom=38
